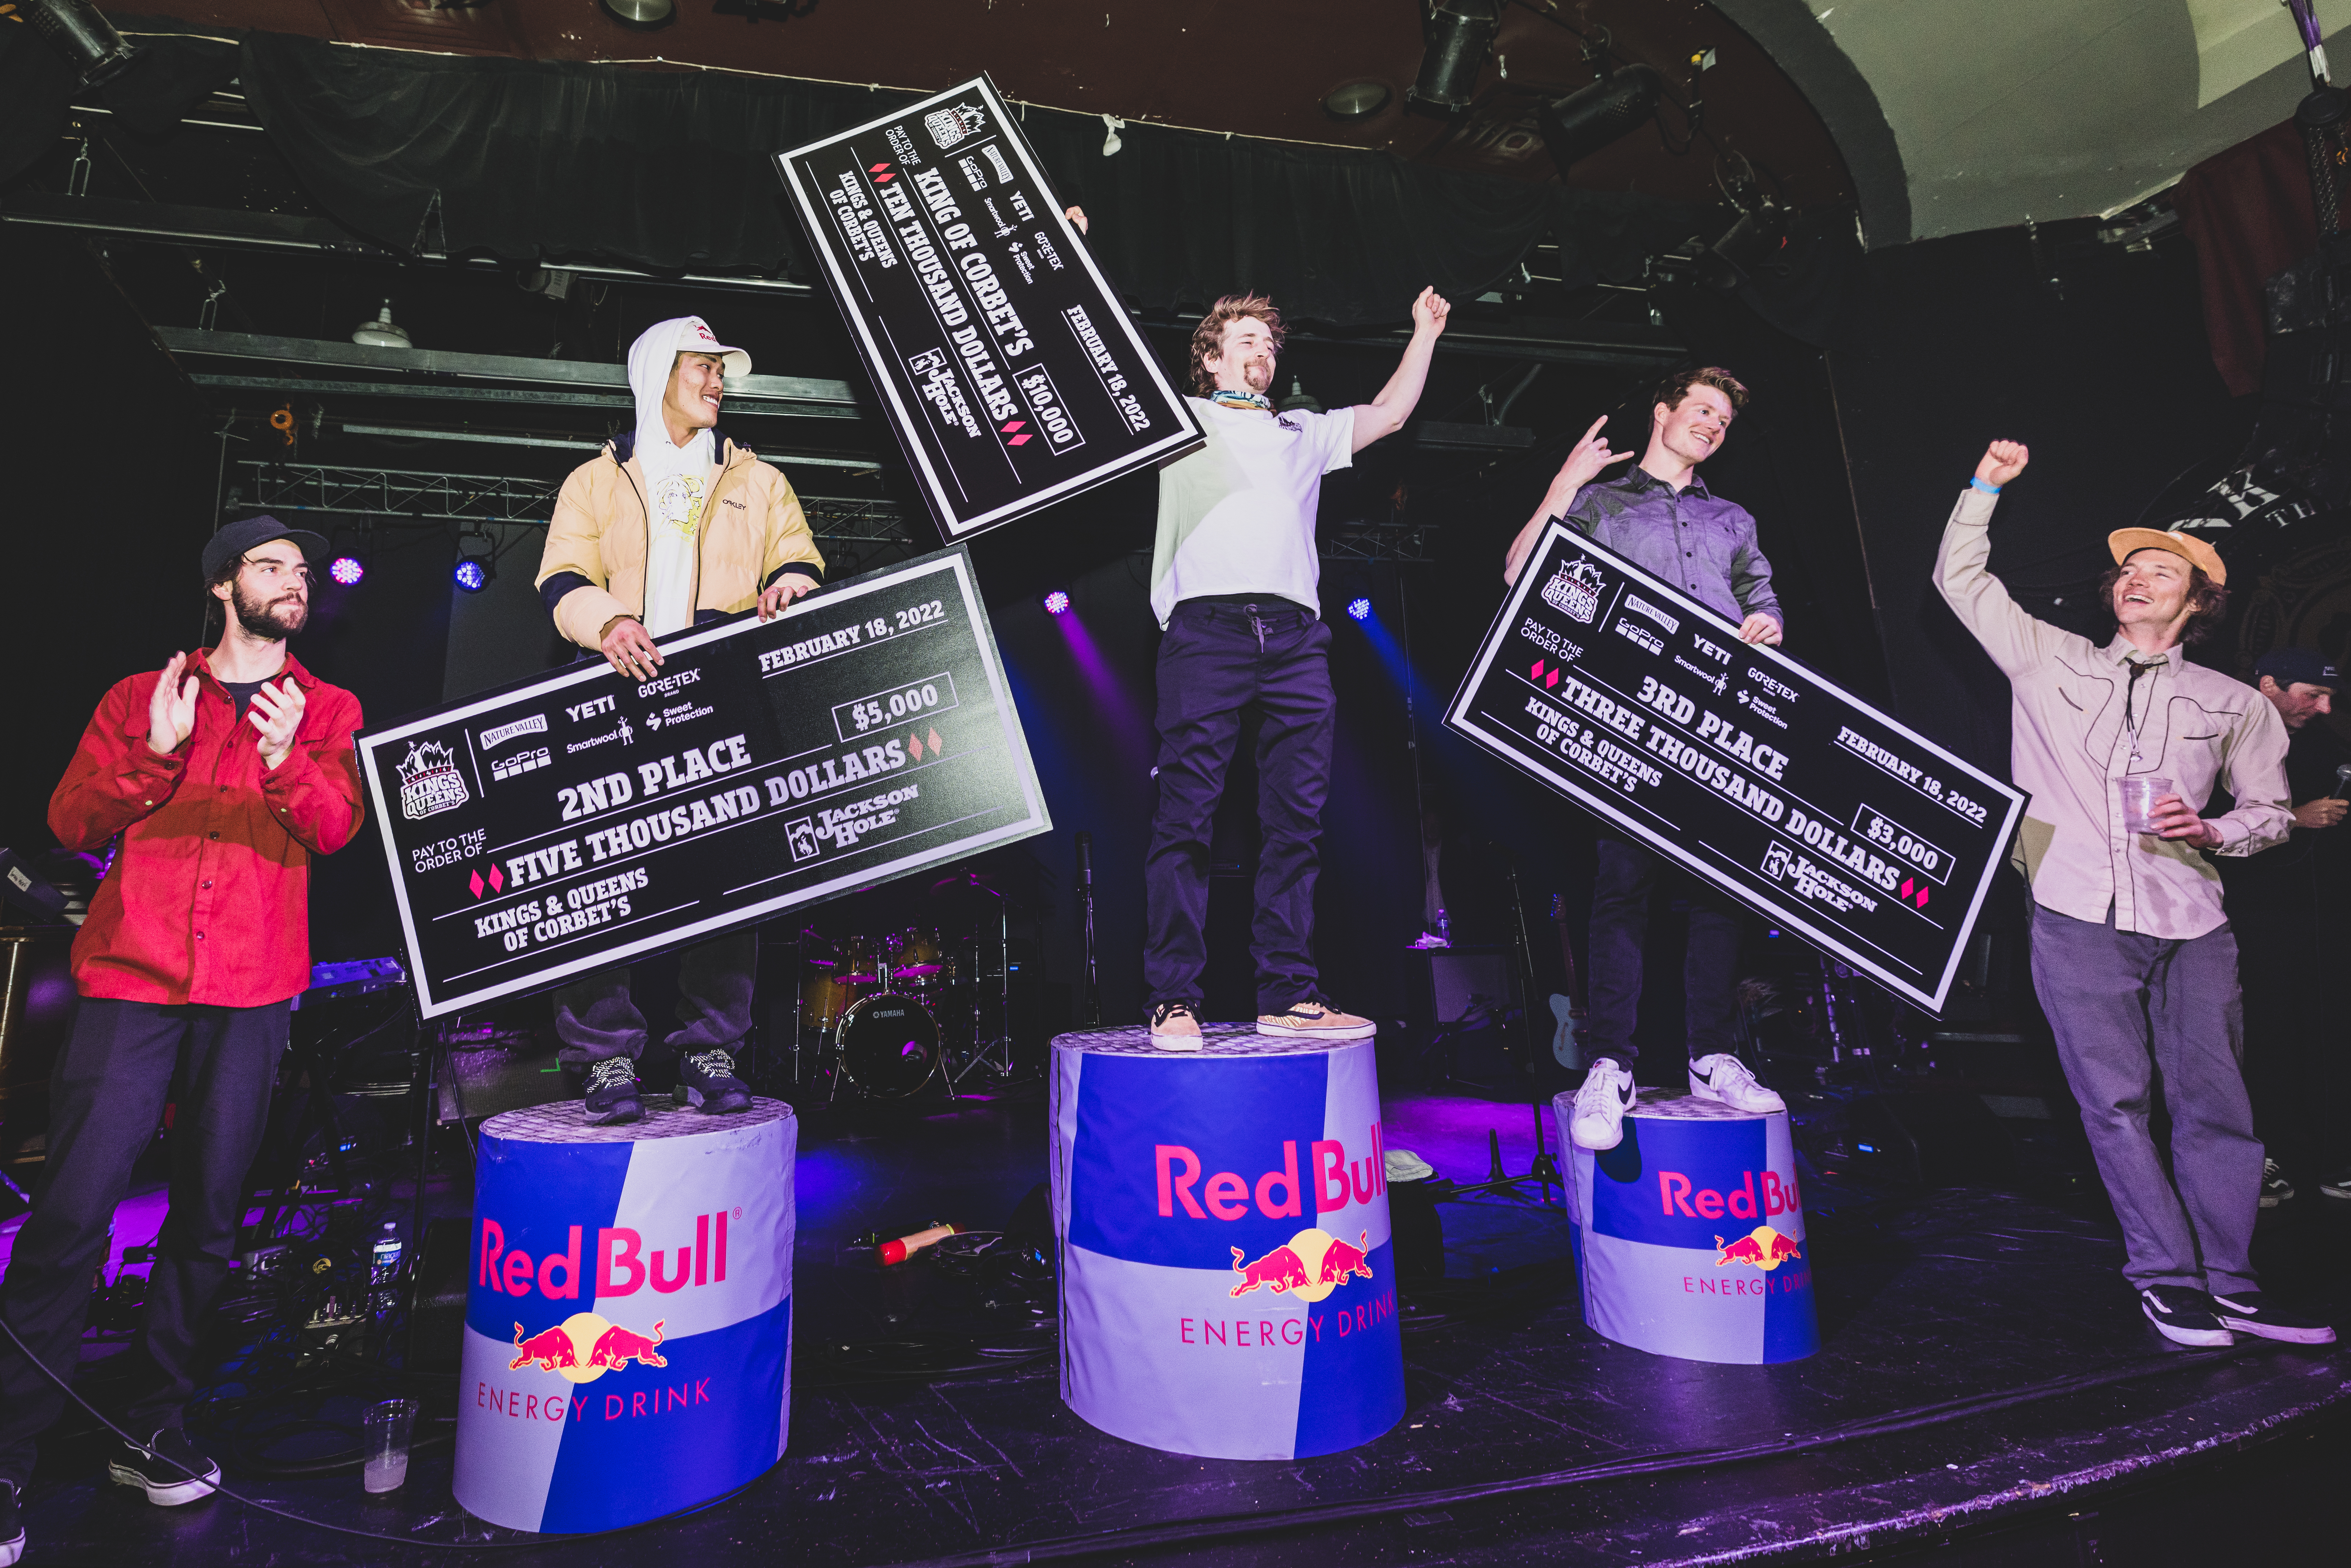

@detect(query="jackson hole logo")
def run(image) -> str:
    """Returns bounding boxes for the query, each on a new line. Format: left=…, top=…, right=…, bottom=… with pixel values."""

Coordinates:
left=924, top=104, right=986, bottom=150
left=396, top=741, right=469, bottom=821
left=1542, top=560, right=1606, bottom=625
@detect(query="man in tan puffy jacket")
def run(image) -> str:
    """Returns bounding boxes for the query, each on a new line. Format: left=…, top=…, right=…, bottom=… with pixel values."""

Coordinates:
left=534, top=315, right=826, bottom=1123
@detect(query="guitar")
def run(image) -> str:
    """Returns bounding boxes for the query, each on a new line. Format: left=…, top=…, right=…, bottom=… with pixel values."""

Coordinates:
left=1549, top=894, right=1586, bottom=1070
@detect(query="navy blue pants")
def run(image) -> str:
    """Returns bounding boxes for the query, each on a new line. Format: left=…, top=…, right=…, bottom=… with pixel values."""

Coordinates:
left=1144, top=599, right=1334, bottom=1014
left=0, top=997, right=289, bottom=1483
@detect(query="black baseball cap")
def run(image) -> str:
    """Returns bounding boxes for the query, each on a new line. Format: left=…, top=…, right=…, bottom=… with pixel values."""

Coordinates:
left=202, top=515, right=328, bottom=581
left=2254, top=647, right=2340, bottom=689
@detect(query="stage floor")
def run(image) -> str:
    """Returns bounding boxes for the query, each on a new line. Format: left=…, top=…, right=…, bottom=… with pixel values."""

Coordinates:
left=9, top=1079, right=2348, bottom=1566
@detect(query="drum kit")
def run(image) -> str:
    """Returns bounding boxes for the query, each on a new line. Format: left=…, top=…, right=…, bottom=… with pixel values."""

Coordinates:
left=785, top=870, right=1021, bottom=1101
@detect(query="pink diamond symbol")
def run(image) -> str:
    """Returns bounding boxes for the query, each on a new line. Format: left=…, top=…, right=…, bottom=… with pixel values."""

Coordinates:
left=1531, top=659, right=1546, bottom=680
left=1546, top=669, right=1561, bottom=688
left=468, top=870, right=485, bottom=899
left=907, top=733, right=924, bottom=761
left=1916, top=884, right=1931, bottom=909
left=489, top=864, right=505, bottom=893
left=928, top=727, right=943, bottom=755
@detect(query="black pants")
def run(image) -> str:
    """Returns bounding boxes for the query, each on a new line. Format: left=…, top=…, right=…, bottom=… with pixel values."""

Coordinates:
left=1583, top=836, right=1743, bottom=1069
left=551, top=929, right=757, bottom=1064
left=0, top=997, right=289, bottom=1484
left=1143, top=599, right=1335, bottom=1014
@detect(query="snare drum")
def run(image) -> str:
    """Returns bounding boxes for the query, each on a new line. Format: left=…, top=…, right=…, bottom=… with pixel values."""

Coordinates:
left=834, top=993, right=940, bottom=1099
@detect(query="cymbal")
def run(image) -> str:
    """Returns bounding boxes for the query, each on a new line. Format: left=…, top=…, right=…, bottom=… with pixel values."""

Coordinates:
left=928, top=871, right=1002, bottom=900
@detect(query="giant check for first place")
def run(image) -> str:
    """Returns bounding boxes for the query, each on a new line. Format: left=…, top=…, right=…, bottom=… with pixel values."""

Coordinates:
left=1446, top=524, right=2026, bottom=1013
left=357, top=549, right=1049, bottom=1018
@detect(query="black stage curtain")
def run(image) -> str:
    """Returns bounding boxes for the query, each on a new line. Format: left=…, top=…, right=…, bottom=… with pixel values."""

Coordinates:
left=231, top=32, right=1704, bottom=324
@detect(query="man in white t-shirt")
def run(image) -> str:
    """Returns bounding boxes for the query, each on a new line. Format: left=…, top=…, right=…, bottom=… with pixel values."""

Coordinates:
left=1144, top=288, right=1449, bottom=1047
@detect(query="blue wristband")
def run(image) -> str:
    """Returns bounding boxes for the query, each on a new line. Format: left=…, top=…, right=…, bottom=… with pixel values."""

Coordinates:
left=1970, top=476, right=2001, bottom=495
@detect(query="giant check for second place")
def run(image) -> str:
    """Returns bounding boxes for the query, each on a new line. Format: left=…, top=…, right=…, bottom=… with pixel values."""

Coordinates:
left=357, top=548, right=1049, bottom=1018
left=1445, top=524, right=2026, bottom=1013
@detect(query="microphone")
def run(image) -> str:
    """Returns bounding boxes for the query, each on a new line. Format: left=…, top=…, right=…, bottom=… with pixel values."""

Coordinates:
left=1076, top=830, right=1093, bottom=888
left=2332, top=764, right=2351, bottom=802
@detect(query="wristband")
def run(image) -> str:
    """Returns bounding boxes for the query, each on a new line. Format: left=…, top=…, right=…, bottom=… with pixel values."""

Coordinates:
left=1969, top=476, right=2001, bottom=495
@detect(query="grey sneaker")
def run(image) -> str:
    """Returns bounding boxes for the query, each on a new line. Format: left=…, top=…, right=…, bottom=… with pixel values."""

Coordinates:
left=583, top=1057, right=644, bottom=1126
left=675, top=1048, right=751, bottom=1114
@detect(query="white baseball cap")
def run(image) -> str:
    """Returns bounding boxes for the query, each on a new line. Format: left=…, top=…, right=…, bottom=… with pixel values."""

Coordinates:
left=662, top=315, right=751, bottom=379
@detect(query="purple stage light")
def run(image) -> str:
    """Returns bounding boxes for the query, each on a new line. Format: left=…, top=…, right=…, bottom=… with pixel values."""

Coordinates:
left=1345, top=597, right=1372, bottom=622
left=453, top=560, right=488, bottom=593
left=1043, top=590, right=1071, bottom=615
left=329, top=556, right=365, bottom=586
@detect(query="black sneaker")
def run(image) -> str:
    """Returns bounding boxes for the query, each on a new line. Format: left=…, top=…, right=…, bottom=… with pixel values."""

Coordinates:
left=1, top=1479, right=23, bottom=1567
left=583, top=1057, right=644, bottom=1126
left=2321, top=1168, right=2351, bottom=1202
left=674, top=1048, right=750, bottom=1114
left=108, top=1427, right=220, bottom=1506
left=2140, top=1285, right=2234, bottom=1347
left=2211, top=1291, right=2339, bottom=1345
left=2260, top=1159, right=2295, bottom=1208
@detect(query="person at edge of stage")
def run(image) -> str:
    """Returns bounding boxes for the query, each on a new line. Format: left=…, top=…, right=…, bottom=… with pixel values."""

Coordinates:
left=1500, top=367, right=1792, bottom=1151
left=2212, top=647, right=2345, bottom=1209
left=1139, top=285, right=1451, bottom=1048
left=1937, top=438, right=2333, bottom=1348
left=534, top=315, right=826, bottom=1124
left=0, top=517, right=365, bottom=1563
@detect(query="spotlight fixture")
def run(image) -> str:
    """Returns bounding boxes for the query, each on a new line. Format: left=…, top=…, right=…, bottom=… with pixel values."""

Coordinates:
left=1410, top=0, right=1500, bottom=113
left=1322, top=80, right=1392, bottom=124
left=1696, top=195, right=1792, bottom=292
left=352, top=300, right=412, bottom=349
left=14, top=0, right=137, bottom=86
left=329, top=555, right=366, bottom=587
left=1042, top=590, right=1071, bottom=616
left=595, top=0, right=675, bottom=30
left=1345, top=597, right=1373, bottom=622
left=1537, top=64, right=1664, bottom=179
left=454, top=531, right=496, bottom=593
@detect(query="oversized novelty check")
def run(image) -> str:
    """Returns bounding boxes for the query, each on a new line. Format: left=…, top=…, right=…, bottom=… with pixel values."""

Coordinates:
left=775, top=75, right=1201, bottom=540
left=357, top=549, right=1048, bottom=1018
left=1446, top=524, right=2026, bottom=1012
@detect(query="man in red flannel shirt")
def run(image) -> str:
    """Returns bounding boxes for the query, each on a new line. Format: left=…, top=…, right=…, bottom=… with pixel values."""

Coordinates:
left=0, top=517, right=363, bottom=1540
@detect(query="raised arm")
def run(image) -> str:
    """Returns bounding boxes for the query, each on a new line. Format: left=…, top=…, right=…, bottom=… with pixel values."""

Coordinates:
left=1503, top=416, right=1634, bottom=586
left=1350, top=288, right=1451, bottom=453
left=1934, top=440, right=2065, bottom=678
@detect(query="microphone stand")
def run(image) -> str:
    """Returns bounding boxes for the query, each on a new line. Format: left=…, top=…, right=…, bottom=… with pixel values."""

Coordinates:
left=1077, top=831, right=1100, bottom=1026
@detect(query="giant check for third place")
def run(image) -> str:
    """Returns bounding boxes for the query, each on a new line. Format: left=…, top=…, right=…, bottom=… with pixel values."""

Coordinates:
left=1446, top=524, right=2026, bottom=1013
left=356, top=548, right=1049, bottom=1018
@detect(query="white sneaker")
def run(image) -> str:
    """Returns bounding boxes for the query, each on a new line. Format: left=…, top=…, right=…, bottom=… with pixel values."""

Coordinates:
left=1689, top=1053, right=1785, bottom=1114
left=1568, top=1060, right=1636, bottom=1151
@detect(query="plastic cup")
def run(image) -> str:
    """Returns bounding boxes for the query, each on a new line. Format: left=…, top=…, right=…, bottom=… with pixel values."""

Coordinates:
left=2118, top=776, right=2172, bottom=836
left=362, top=1398, right=417, bottom=1494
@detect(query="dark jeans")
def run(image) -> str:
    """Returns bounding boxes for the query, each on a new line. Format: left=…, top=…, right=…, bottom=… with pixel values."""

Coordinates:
left=1584, top=835, right=1743, bottom=1069
left=552, top=929, right=757, bottom=1064
left=1144, top=599, right=1335, bottom=1014
left=0, top=997, right=290, bottom=1484
left=2030, top=902, right=2259, bottom=1295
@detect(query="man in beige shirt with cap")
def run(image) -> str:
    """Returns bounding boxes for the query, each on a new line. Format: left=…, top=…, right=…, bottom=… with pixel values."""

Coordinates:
left=1936, top=439, right=2332, bottom=1348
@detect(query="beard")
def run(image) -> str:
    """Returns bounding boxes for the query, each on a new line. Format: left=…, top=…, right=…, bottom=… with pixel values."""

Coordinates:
left=1243, top=358, right=1275, bottom=392
left=232, top=581, right=308, bottom=640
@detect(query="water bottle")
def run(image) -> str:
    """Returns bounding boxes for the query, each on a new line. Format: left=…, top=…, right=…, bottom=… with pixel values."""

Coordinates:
left=370, top=1221, right=403, bottom=1314
left=1436, top=908, right=1451, bottom=945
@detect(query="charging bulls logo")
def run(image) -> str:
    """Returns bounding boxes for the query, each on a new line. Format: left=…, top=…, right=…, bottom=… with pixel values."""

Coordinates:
left=1230, top=1229, right=1373, bottom=1302
left=1713, top=1226, right=1802, bottom=1271
left=508, top=1313, right=667, bottom=1382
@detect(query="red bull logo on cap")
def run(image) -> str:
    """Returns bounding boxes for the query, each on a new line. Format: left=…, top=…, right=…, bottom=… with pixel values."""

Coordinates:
left=1228, top=1229, right=1374, bottom=1301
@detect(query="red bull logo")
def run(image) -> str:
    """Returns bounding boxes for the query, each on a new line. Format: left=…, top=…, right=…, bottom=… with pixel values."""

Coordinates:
left=505, top=1311, right=667, bottom=1382
left=1228, top=1228, right=1374, bottom=1302
left=1712, top=1226, right=1802, bottom=1272
left=1154, top=1128, right=1386, bottom=1221
left=476, top=1213, right=730, bottom=1304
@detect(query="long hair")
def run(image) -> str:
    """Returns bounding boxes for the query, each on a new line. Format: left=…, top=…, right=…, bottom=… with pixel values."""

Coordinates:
left=1188, top=294, right=1285, bottom=396
left=2098, top=560, right=2229, bottom=645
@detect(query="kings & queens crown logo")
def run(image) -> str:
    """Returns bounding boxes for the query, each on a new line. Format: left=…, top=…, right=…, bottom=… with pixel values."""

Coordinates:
left=924, top=104, right=986, bottom=150
left=397, top=740, right=469, bottom=821
left=1543, top=560, right=1606, bottom=625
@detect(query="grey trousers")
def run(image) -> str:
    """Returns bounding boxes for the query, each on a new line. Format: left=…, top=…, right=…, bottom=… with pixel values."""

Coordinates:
left=2029, top=901, right=2259, bottom=1295
left=552, top=929, right=757, bottom=1064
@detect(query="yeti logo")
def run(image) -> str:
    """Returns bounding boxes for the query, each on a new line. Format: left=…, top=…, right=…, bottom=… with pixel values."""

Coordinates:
left=396, top=741, right=469, bottom=820
left=924, top=104, right=986, bottom=150
left=1542, top=561, right=1606, bottom=625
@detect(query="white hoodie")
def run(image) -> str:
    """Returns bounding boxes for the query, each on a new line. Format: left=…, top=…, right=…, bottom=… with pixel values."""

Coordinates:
left=627, top=318, right=718, bottom=636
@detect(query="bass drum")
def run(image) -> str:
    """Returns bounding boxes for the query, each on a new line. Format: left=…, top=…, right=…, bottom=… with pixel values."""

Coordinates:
left=834, top=992, right=940, bottom=1099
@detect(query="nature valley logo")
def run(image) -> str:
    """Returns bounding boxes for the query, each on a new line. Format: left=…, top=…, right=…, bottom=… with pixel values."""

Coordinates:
left=1542, top=560, right=1606, bottom=625
left=396, top=741, right=468, bottom=820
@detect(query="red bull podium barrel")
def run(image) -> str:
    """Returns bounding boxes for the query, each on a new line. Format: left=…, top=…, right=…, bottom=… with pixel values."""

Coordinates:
left=1552, top=1089, right=1817, bottom=1364
left=1050, top=1025, right=1403, bottom=1460
left=454, top=1097, right=795, bottom=1533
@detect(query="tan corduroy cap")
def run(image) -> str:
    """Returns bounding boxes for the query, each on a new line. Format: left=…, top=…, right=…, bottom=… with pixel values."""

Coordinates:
left=2107, top=527, right=2226, bottom=587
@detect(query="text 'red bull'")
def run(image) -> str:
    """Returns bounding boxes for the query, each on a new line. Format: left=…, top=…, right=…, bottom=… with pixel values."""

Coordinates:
left=1154, top=1128, right=1386, bottom=1219
left=476, top=1214, right=730, bottom=1301
left=1655, top=1168, right=1798, bottom=1221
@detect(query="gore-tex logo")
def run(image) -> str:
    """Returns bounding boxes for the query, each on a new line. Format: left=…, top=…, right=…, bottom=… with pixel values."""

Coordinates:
left=869, top=161, right=897, bottom=184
